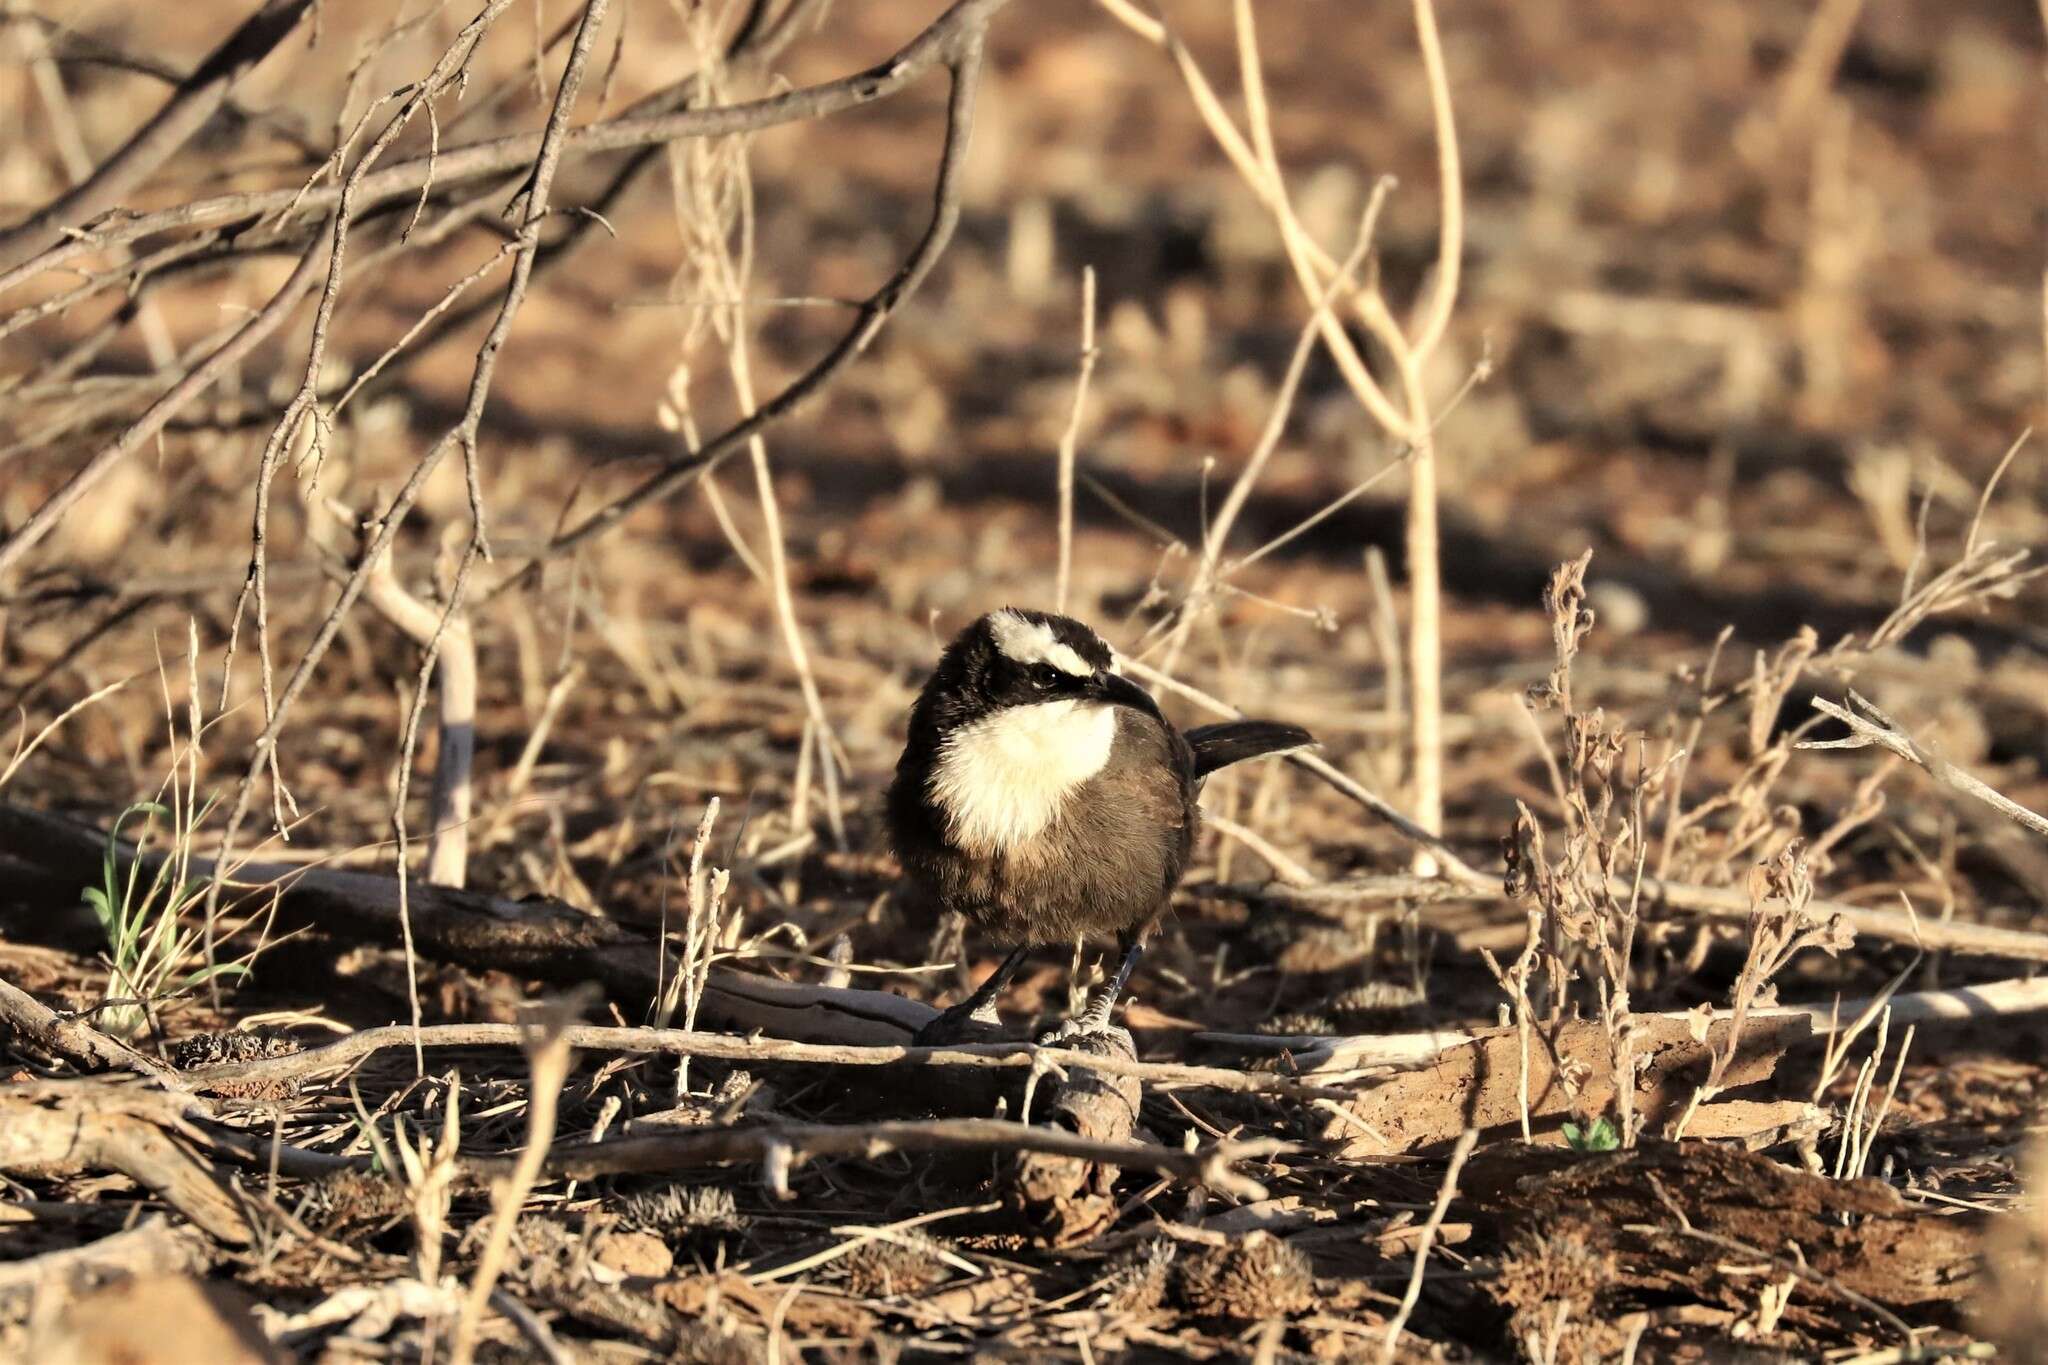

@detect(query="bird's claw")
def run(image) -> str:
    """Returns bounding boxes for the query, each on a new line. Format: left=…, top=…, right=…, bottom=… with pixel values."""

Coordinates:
left=1034, top=1018, right=1134, bottom=1052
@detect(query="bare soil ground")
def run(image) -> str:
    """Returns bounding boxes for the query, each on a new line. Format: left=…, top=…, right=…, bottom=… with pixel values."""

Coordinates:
left=1, top=0, right=2045, bottom=1360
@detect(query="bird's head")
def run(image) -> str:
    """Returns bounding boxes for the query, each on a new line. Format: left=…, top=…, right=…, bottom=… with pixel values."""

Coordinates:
left=912, top=608, right=1161, bottom=735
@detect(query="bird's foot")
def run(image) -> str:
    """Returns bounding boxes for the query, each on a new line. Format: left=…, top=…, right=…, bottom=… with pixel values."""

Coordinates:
left=1034, top=1016, right=1134, bottom=1054
left=913, top=1000, right=1013, bottom=1047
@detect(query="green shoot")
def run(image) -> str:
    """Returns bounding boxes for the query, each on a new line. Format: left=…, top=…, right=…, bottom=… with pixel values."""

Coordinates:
left=80, top=798, right=253, bottom=1039
left=1563, top=1117, right=1620, bottom=1153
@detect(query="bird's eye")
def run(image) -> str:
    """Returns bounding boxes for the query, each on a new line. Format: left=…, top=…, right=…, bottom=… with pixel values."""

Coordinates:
left=1031, top=664, right=1061, bottom=690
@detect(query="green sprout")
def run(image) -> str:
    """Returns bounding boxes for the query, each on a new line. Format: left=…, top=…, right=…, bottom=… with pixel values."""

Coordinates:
left=81, top=799, right=252, bottom=1039
left=1562, top=1117, right=1620, bottom=1153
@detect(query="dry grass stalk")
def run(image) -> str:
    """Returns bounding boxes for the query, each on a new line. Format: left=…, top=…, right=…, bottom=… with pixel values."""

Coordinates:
left=1803, top=691, right=2048, bottom=840
left=1055, top=266, right=1099, bottom=614
left=660, top=3, right=850, bottom=850
left=1105, top=0, right=1469, bottom=842
left=449, top=1000, right=577, bottom=1365
left=656, top=798, right=733, bottom=1095
left=1379, top=1127, right=1477, bottom=1362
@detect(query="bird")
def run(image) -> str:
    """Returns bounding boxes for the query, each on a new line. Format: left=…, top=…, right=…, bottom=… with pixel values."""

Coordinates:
left=887, top=607, right=1313, bottom=1044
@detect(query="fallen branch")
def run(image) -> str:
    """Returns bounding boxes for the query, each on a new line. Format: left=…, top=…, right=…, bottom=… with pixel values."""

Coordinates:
left=0, top=1094, right=253, bottom=1244
left=180, top=1019, right=1351, bottom=1100
left=468, top=1116, right=1281, bottom=1203
left=0, top=976, right=173, bottom=1080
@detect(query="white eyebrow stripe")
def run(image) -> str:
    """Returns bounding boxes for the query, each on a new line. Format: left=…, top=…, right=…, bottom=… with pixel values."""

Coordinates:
left=988, top=609, right=1095, bottom=678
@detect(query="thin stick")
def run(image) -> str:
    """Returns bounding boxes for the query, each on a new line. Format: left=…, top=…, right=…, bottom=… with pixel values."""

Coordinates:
left=1803, top=692, right=2048, bottom=840
left=1055, top=266, right=1098, bottom=613
left=1379, top=1128, right=1476, bottom=1362
left=182, top=1019, right=1356, bottom=1101
left=0, top=0, right=318, bottom=274
left=449, top=1005, right=577, bottom=1365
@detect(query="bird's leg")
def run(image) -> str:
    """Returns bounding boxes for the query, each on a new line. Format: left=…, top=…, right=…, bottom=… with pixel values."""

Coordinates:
left=1037, top=931, right=1144, bottom=1044
left=914, top=944, right=1032, bottom=1045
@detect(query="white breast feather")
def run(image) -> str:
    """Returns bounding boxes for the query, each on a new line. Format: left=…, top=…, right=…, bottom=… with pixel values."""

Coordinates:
left=929, top=700, right=1117, bottom=854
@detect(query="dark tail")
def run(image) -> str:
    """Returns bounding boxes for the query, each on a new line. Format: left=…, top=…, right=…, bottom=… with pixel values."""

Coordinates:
left=1185, top=720, right=1314, bottom=779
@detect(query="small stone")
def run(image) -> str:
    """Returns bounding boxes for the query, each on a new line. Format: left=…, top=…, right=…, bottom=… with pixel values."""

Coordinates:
left=29, top=1274, right=281, bottom=1365
left=594, top=1229, right=674, bottom=1279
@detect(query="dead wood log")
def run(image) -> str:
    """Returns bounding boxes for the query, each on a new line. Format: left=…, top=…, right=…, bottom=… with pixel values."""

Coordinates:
left=0, top=800, right=933, bottom=1044
left=0, top=977, right=171, bottom=1080
left=470, top=1115, right=1273, bottom=1203
left=1464, top=1141, right=1978, bottom=1327
left=0, top=1094, right=252, bottom=1244
left=1005, top=1029, right=1144, bottom=1246
left=1320, top=1012, right=1815, bottom=1157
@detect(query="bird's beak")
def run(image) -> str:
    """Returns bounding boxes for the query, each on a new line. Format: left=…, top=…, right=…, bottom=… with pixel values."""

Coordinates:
left=1087, top=669, right=1164, bottom=723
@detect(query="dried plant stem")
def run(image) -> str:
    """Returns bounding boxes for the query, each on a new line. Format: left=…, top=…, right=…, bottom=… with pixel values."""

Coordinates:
left=449, top=1009, right=575, bottom=1365
left=0, top=0, right=318, bottom=274
left=1803, top=692, right=2048, bottom=840
left=716, top=164, right=849, bottom=848
left=362, top=548, right=477, bottom=889
left=1152, top=186, right=1387, bottom=675
left=0, top=242, right=324, bottom=580
left=181, top=1017, right=1355, bottom=1100
left=1117, top=653, right=1494, bottom=887
left=1054, top=266, right=1098, bottom=614
left=1379, top=1128, right=1476, bottom=1363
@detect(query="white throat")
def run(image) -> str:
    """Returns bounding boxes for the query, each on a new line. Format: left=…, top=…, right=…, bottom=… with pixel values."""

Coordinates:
left=929, top=699, right=1117, bottom=854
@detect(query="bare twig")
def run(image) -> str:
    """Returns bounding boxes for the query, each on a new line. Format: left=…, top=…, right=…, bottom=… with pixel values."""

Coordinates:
left=1803, top=692, right=2048, bottom=840
left=1379, top=1128, right=1476, bottom=1362
left=0, top=242, right=325, bottom=580
left=1054, top=266, right=1099, bottom=613
left=0, top=0, right=1018, bottom=299
left=0, top=0, right=319, bottom=273
left=450, top=1000, right=577, bottom=1365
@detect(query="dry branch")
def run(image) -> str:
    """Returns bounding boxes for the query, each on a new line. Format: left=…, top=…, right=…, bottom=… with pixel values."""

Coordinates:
left=1803, top=691, right=2048, bottom=841
left=179, top=1020, right=1350, bottom=1100
left=0, top=0, right=318, bottom=274
left=470, top=1116, right=1277, bottom=1203
left=0, top=976, right=172, bottom=1079
left=0, top=1094, right=253, bottom=1244
left=0, top=0, right=1017, bottom=298
left=0, top=242, right=326, bottom=580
